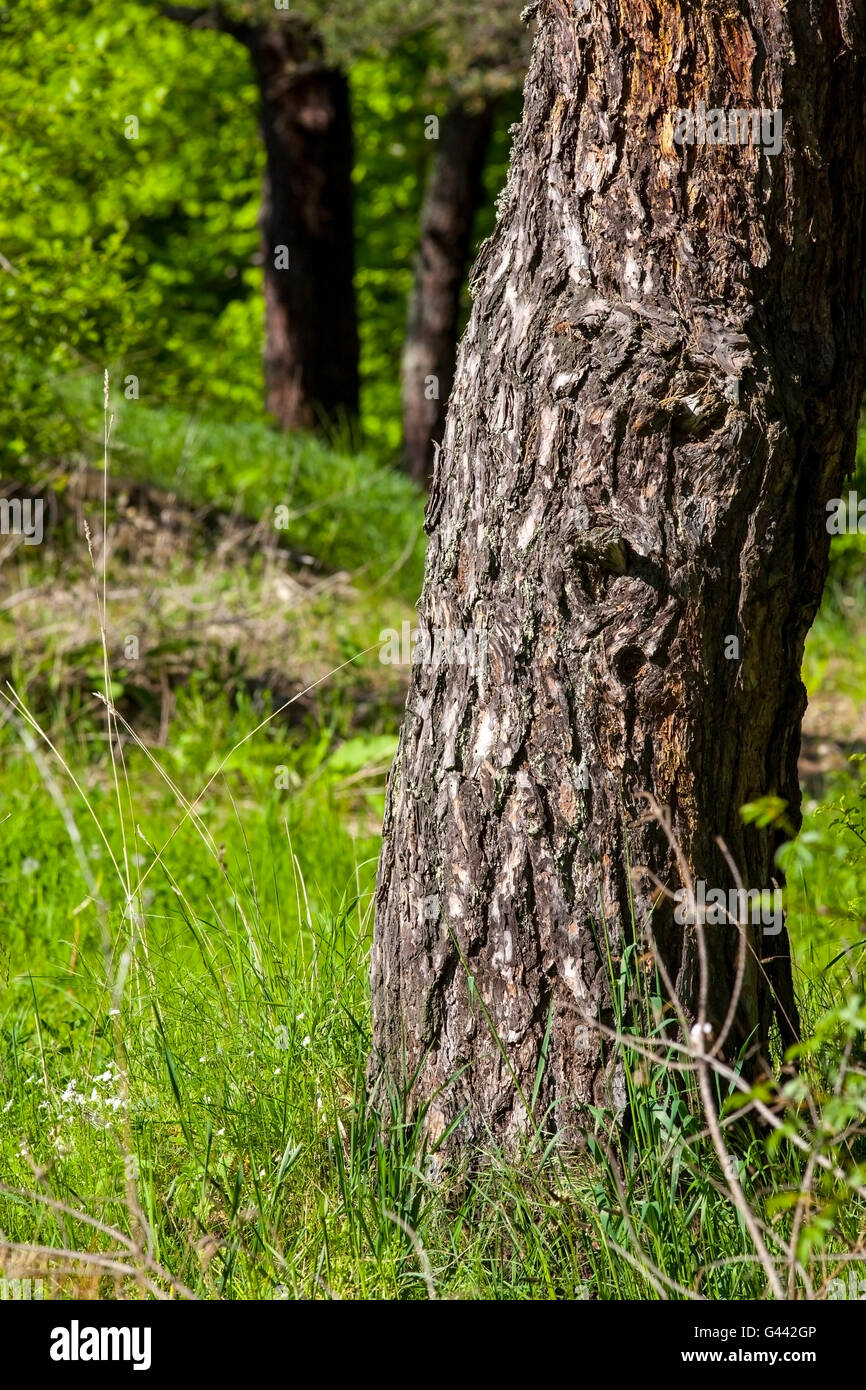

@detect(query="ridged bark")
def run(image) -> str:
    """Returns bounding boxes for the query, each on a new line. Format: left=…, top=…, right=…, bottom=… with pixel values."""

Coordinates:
left=371, top=0, right=866, bottom=1152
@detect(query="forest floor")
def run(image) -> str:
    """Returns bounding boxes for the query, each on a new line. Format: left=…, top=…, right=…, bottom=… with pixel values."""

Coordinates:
left=1, top=396, right=866, bottom=1299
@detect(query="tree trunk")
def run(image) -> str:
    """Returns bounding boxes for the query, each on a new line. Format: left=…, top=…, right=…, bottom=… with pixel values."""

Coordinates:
left=370, top=0, right=866, bottom=1154
left=402, top=101, right=495, bottom=486
left=162, top=9, right=360, bottom=431
left=248, top=23, right=359, bottom=431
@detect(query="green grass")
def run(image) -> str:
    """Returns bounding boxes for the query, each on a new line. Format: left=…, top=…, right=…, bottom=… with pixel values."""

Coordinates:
left=2, top=397, right=866, bottom=1300
left=1, top=664, right=865, bottom=1300
left=13, top=361, right=427, bottom=600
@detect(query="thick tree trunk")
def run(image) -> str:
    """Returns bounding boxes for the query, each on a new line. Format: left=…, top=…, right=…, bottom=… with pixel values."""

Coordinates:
left=371, top=0, right=866, bottom=1153
left=248, top=22, right=359, bottom=431
left=402, top=101, right=494, bottom=486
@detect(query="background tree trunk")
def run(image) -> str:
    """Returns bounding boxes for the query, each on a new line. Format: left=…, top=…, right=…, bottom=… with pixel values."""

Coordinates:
left=163, top=8, right=360, bottom=431
left=402, top=101, right=494, bottom=486
left=248, top=22, right=359, bottom=431
left=371, top=0, right=866, bottom=1153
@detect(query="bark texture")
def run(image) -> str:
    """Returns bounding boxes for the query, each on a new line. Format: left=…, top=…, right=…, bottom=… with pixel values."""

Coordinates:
left=402, top=101, right=495, bottom=486
left=248, top=21, right=359, bottom=430
left=371, top=0, right=866, bottom=1153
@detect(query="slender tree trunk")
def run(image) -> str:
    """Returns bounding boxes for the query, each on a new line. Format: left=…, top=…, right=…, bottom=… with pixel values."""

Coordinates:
left=402, top=101, right=494, bottom=486
left=371, top=0, right=866, bottom=1153
left=248, top=22, right=359, bottom=430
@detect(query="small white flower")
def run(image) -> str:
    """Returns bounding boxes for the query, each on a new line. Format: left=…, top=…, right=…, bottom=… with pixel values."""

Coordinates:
left=689, top=1021, right=714, bottom=1050
left=273, top=1068, right=281, bottom=1076
left=2, top=1098, right=13, bottom=1113
left=301, top=1036, right=310, bottom=1047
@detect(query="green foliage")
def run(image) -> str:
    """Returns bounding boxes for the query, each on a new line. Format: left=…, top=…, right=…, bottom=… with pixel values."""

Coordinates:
left=825, top=422, right=866, bottom=586
left=0, top=0, right=262, bottom=463
left=0, top=0, right=520, bottom=468
left=780, top=768, right=866, bottom=981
